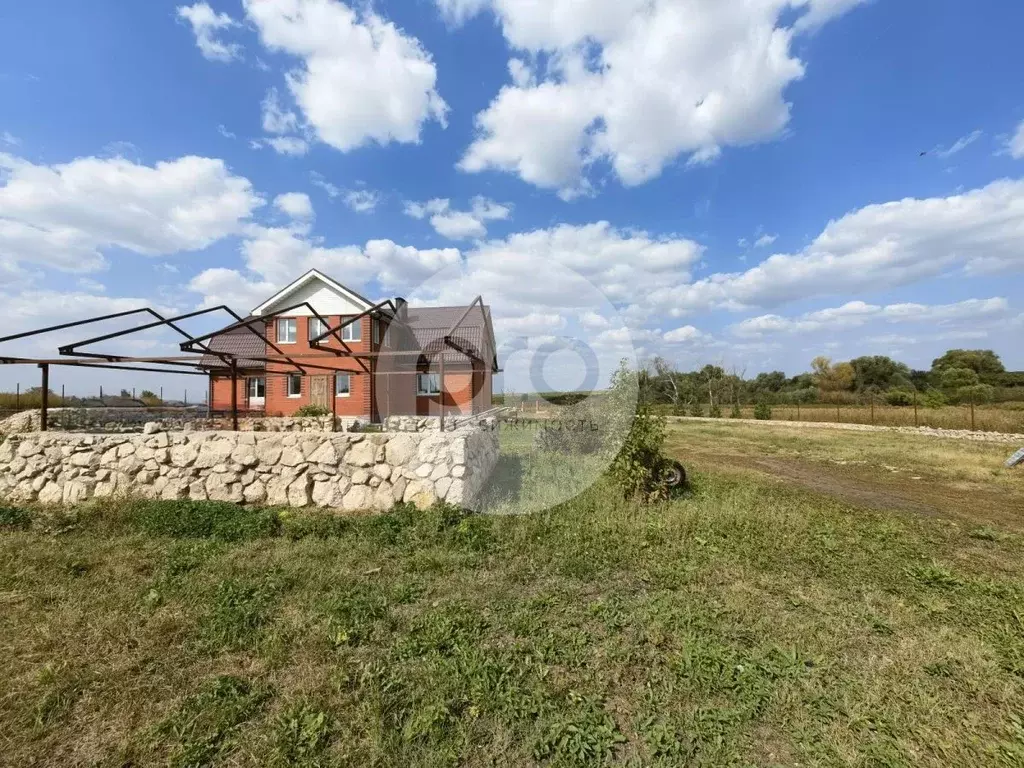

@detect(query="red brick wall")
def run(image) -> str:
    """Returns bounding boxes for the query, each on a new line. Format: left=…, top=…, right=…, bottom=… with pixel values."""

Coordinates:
left=208, top=314, right=495, bottom=419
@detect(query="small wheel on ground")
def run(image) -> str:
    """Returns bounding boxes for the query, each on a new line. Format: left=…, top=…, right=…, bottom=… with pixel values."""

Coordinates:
left=662, top=460, right=687, bottom=488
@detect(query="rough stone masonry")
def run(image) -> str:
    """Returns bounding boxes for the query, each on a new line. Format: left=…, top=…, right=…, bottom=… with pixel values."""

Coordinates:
left=0, top=425, right=499, bottom=511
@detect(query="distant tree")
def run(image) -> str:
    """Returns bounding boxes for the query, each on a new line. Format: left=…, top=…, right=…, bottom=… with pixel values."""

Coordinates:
left=120, top=389, right=132, bottom=398
left=909, top=370, right=931, bottom=391
left=812, top=356, right=855, bottom=394
left=939, top=367, right=979, bottom=390
left=751, top=371, right=787, bottom=393
left=849, top=355, right=910, bottom=391
left=931, top=349, right=1005, bottom=375
left=957, top=383, right=996, bottom=404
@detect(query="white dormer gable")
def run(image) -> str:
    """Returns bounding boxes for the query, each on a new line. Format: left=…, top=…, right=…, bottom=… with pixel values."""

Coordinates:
left=250, top=269, right=374, bottom=318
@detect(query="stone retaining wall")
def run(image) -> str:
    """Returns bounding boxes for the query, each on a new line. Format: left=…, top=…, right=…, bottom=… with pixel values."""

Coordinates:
left=0, top=427, right=499, bottom=511
left=0, top=409, right=362, bottom=435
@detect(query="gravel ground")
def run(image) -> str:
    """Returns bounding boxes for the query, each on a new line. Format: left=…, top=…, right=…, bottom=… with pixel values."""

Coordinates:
left=668, top=415, right=1024, bottom=445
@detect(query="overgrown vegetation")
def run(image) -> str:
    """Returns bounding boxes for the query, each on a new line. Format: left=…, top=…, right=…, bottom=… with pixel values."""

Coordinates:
left=3, top=423, right=1023, bottom=765
left=293, top=405, right=331, bottom=418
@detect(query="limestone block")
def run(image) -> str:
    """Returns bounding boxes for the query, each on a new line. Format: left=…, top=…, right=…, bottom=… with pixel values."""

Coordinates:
left=430, top=463, right=450, bottom=481
left=371, top=463, right=391, bottom=481
left=189, top=480, right=208, bottom=501
left=243, top=479, right=267, bottom=504
left=416, top=463, right=433, bottom=478
left=280, top=447, right=304, bottom=467
left=347, top=440, right=376, bottom=467
left=195, top=440, right=234, bottom=469
left=373, top=482, right=395, bottom=510
left=452, top=465, right=466, bottom=478
left=170, top=443, right=198, bottom=467
left=160, top=479, right=188, bottom=500
left=342, top=484, right=372, bottom=511
left=287, top=476, right=311, bottom=506
left=445, top=479, right=465, bottom=506
left=143, top=421, right=160, bottom=434
left=403, top=479, right=435, bottom=510
left=307, top=441, right=338, bottom=464
left=117, top=442, right=136, bottom=458
left=266, top=476, right=290, bottom=506
left=38, top=483, right=64, bottom=505
left=256, top=442, right=284, bottom=466
left=351, top=468, right=370, bottom=485
left=16, top=441, right=41, bottom=458
left=435, top=476, right=452, bottom=500
left=384, top=434, right=417, bottom=466
left=63, top=480, right=90, bottom=505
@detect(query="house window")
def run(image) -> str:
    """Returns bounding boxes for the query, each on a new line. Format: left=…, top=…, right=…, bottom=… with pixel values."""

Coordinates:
left=287, top=374, right=302, bottom=398
left=308, top=317, right=328, bottom=342
left=247, top=377, right=265, bottom=399
left=341, top=317, right=361, bottom=342
left=277, top=318, right=297, bottom=344
left=372, top=318, right=379, bottom=344
left=335, top=373, right=351, bottom=397
left=417, top=373, right=441, bottom=396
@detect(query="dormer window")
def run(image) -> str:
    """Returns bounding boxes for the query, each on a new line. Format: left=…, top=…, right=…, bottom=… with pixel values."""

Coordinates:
left=277, top=318, right=297, bottom=344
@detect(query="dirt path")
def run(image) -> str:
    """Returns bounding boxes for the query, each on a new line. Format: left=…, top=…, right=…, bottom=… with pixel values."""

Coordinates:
left=680, top=444, right=1024, bottom=530
left=668, top=415, right=1024, bottom=445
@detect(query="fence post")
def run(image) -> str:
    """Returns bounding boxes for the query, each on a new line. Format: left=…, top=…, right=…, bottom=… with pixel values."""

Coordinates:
left=159, top=386, right=163, bottom=405
left=836, top=402, right=840, bottom=423
left=913, top=390, right=919, bottom=428
left=230, top=362, right=239, bottom=431
left=870, top=395, right=875, bottom=425
left=39, top=364, right=49, bottom=432
left=796, top=402, right=800, bottom=421
left=15, top=383, right=19, bottom=410
left=970, top=395, right=976, bottom=432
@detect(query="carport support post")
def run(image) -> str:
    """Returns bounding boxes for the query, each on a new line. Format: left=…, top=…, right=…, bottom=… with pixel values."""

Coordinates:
left=230, top=361, right=239, bottom=431
left=439, top=354, right=446, bottom=432
left=39, top=364, right=49, bottom=432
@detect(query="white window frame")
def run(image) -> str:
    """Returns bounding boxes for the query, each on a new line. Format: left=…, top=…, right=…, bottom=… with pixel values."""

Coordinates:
left=417, top=373, right=441, bottom=396
left=246, top=377, right=265, bottom=399
left=341, top=317, right=361, bottom=342
left=277, top=318, right=297, bottom=344
left=335, top=373, right=351, bottom=398
left=287, top=373, right=302, bottom=398
left=372, top=318, right=379, bottom=345
left=308, top=317, right=329, bottom=342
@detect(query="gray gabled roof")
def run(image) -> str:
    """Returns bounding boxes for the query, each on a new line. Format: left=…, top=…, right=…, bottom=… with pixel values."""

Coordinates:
left=199, top=318, right=267, bottom=369
left=404, top=305, right=497, bottom=370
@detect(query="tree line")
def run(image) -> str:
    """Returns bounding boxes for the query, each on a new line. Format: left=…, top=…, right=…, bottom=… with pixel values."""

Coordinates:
left=641, top=349, right=1024, bottom=410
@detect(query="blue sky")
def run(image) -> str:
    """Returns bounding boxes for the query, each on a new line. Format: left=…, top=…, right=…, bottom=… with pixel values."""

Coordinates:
left=1, top=0, right=1023, bottom=396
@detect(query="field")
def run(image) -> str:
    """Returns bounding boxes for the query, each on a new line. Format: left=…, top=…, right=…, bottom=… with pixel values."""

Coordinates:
left=2, top=422, right=1024, bottom=766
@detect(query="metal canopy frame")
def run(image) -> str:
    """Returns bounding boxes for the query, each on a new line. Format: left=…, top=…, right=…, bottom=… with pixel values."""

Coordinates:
left=0, top=295, right=493, bottom=432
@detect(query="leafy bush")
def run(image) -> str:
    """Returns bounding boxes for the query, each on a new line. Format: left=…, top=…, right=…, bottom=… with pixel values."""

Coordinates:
left=922, top=389, right=947, bottom=408
left=708, top=405, right=722, bottom=418
left=607, top=401, right=671, bottom=502
left=885, top=389, right=915, bottom=406
left=753, top=402, right=772, bottom=420
left=688, top=402, right=703, bottom=417
left=730, top=404, right=742, bottom=419
left=534, top=420, right=602, bottom=454
left=957, top=383, right=996, bottom=404
left=294, top=405, right=330, bottom=417
left=0, top=505, right=32, bottom=531
left=128, top=500, right=280, bottom=542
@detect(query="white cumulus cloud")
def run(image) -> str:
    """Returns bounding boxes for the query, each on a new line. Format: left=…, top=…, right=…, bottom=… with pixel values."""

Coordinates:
left=0, top=152, right=262, bottom=274
left=456, top=0, right=867, bottom=197
left=177, top=2, right=242, bottom=62
left=244, top=0, right=447, bottom=153
left=404, top=196, right=511, bottom=240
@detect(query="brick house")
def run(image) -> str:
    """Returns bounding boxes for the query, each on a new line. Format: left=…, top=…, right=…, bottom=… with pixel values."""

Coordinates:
left=199, top=270, right=497, bottom=420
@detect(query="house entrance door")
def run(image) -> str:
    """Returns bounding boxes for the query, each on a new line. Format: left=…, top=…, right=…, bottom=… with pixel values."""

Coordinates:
left=310, top=376, right=330, bottom=409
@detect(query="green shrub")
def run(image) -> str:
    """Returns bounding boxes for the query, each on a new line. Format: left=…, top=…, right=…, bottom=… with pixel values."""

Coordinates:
left=729, top=404, right=742, bottom=418
left=708, top=405, right=722, bottom=418
left=753, top=402, right=772, bottom=420
left=688, top=402, right=703, bottom=417
left=922, top=389, right=948, bottom=408
left=294, top=405, right=330, bottom=417
left=0, top=505, right=32, bottom=531
left=885, top=389, right=915, bottom=406
left=128, top=500, right=280, bottom=542
left=608, top=403, right=670, bottom=502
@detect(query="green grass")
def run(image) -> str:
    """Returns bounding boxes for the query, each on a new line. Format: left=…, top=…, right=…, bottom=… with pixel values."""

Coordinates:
left=2, top=465, right=1024, bottom=765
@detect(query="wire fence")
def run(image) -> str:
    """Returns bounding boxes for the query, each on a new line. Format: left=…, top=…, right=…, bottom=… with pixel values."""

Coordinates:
left=497, top=393, right=1024, bottom=435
